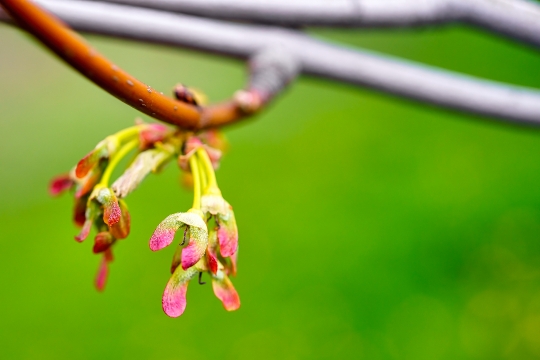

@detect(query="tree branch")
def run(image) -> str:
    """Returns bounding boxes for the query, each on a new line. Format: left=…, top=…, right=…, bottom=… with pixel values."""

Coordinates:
left=1, top=0, right=540, bottom=125
left=0, top=0, right=298, bottom=130
left=83, top=0, right=540, bottom=48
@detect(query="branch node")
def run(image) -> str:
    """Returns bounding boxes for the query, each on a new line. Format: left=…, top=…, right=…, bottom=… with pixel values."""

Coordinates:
left=236, top=46, right=299, bottom=113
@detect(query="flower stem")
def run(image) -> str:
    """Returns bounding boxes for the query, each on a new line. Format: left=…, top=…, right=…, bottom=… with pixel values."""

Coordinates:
left=198, top=156, right=208, bottom=193
left=189, top=155, right=202, bottom=210
left=99, top=138, right=139, bottom=187
left=196, top=148, right=217, bottom=189
left=114, top=125, right=144, bottom=144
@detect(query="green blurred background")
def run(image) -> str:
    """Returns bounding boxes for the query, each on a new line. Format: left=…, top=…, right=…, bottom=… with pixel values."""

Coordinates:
left=2, top=18, right=540, bottom=360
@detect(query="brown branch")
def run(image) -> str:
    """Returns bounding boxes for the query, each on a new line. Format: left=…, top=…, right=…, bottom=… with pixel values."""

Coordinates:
left=0, top=0, right=288, bottom=130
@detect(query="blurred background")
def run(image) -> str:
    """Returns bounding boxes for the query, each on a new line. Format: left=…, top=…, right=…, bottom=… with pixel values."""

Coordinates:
left=2, top=18, right=540, bottom=360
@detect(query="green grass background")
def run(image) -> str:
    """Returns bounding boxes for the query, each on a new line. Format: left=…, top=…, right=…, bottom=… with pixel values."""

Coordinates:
left=2, top=19, right=540, bottom=360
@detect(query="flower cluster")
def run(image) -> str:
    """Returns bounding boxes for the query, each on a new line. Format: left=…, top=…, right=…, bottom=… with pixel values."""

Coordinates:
left=151, top=137, right=240, bottom=317
left=50, top=121, right=240, bottom=317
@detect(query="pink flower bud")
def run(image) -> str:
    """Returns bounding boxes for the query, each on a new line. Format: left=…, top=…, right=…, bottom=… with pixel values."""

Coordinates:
left=212, top=272, right=240, bottom=311
left=95, top=249, right=114, bottom=292
left=162, top=266, right=198, bottom=317
left=49, top=174, right=74, bottom=196
left=93, top=231, right=115, bottom=253
left=109, top=200, right=130, bottom=239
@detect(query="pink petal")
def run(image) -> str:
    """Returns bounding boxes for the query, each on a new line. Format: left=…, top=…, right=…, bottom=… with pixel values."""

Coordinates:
left=218, top=226, right=238, bottom=258
left=226, top=250, right=238, bottom=277
left=93, top=232, right=115, bottom=253
left=95, top=187, right=121, bottom=226
left=163, top=283, right=188, bottom=318
left=207, top=248, right=218, bottom=275
left=75, top=162, right=105, bottom=199
left=109, top=200, right=130, bottom=239
left=75, top=218, right=92, bottom=242
left=181, top=238, right=206, bottom=270
left=49, top=174, right=73, bottom=196
left=76, top=151, right=100, bottom=179
left=95, top=256, right=109, bottom=292
left=103, top=199, right=121, bottom=226
left=150, top=215, right=183, bottom=251
left=162, top=267, right=198, bottom=317
left=150, top=227, right=177, bottom=251
left=73, top=196, right=87, bottom=227
left=212, top=275, right=240, bottom=311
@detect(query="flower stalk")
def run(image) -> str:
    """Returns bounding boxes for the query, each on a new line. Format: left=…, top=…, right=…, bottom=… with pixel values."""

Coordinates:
left=51, top=119, right=239, bottom=316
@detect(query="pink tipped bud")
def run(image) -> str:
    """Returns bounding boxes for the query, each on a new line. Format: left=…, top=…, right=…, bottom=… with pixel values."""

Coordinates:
left=94, top=187, right=121, bottom=226
left=181, top=237, right=207, bottom=270
left=207, top=248, right=218, bottom=275
left=75, top=201, right=99, bottom=242
left=212, top=273, right=240, bottom=311
left=95, top=249, right=113, bottom=292
left=76, top=140, right=111, bottom=179
left=75, top=218, right=92, bottom=242
left=162, top=267, right=198, bottom=317
left=150, top=214, right=183, bottom=251
left=74, top=165, right=104, bottom=199
left=109, top=200, right=131, bottom=239
left=49, top=174, right=74, bottom=196
left=73, top=196, right=87, bottom=227
left=76, top=152, right=96, bottom=179
left=93, top=232, right=115, bottom=253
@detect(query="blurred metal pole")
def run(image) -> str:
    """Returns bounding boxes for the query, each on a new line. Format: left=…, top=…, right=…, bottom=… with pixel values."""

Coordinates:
left=83, top=0, right=540, bottom=48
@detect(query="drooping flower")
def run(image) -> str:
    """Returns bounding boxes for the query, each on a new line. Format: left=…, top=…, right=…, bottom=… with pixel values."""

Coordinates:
left=51, top=122, right=241, bottom=317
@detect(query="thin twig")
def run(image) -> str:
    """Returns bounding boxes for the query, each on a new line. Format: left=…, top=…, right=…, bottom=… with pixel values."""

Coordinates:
left=1, top=0, right=540, bottom=125
left=82, top=0, right=540, bottom=48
